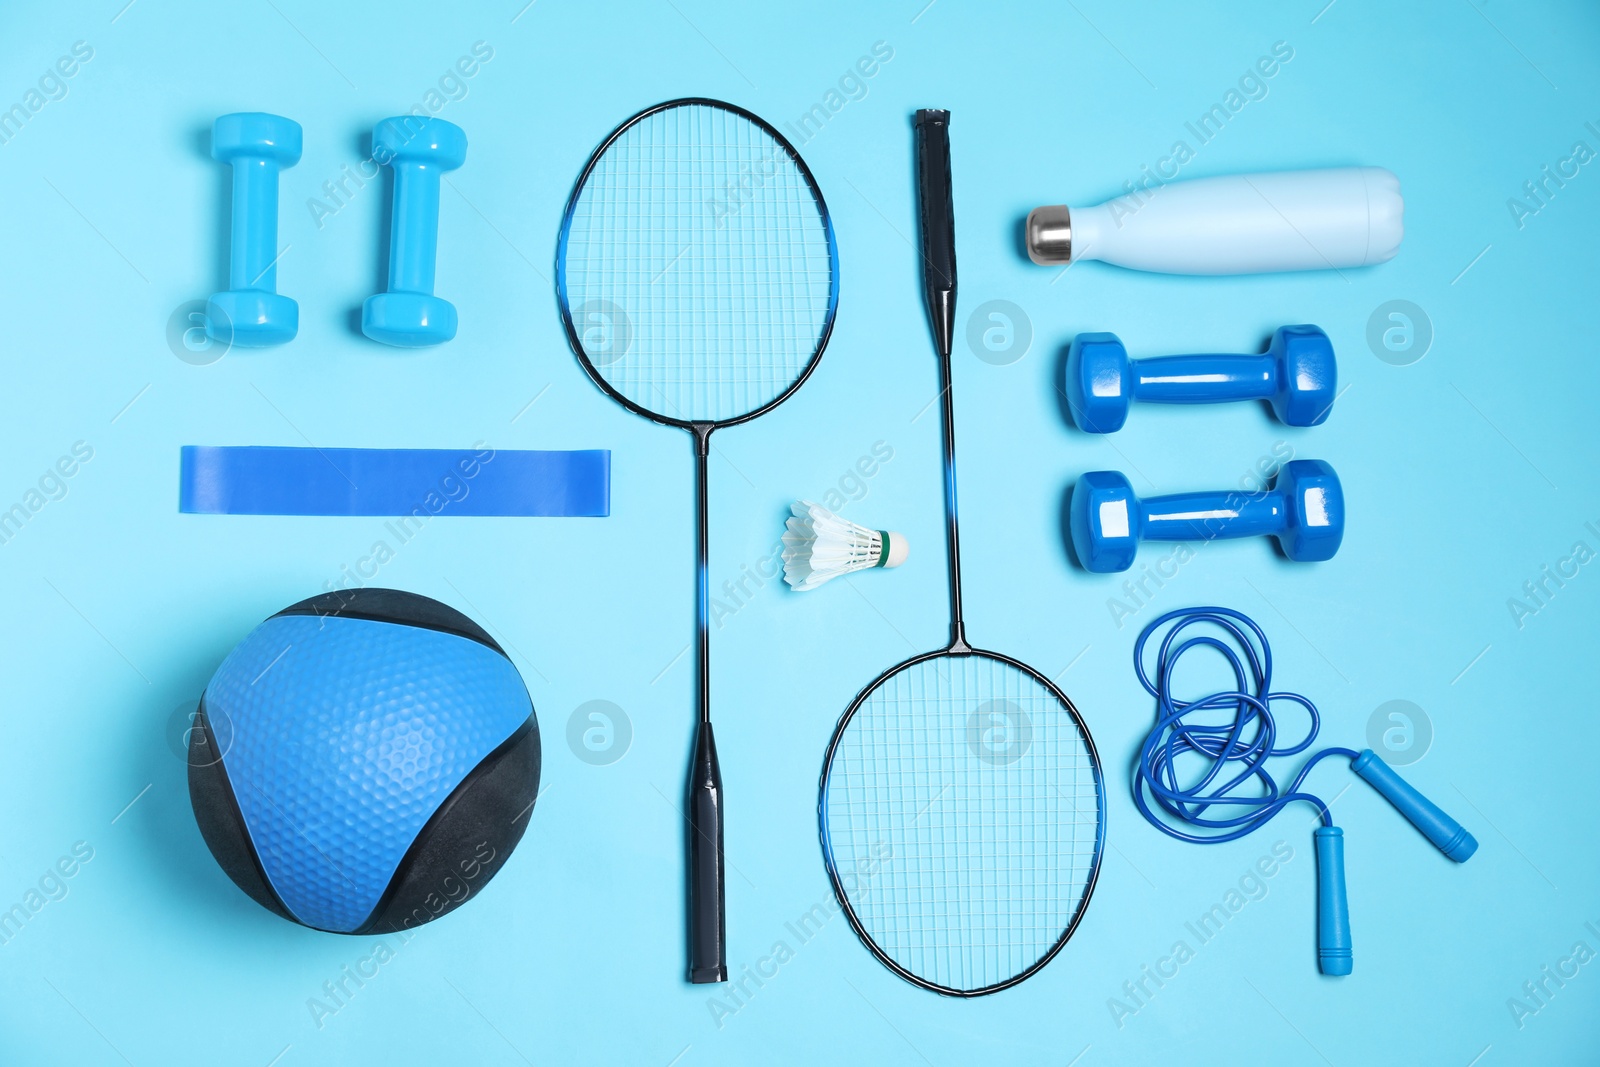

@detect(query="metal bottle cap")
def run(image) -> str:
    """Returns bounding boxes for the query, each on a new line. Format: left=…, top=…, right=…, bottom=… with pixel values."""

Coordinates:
left=1025, top=205, right=1072, bottom=265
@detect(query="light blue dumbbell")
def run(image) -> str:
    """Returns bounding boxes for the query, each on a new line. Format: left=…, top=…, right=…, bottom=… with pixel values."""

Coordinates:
left=209, top=113, right=302, bottom=346
left=362, top=117, right=467, bottom=347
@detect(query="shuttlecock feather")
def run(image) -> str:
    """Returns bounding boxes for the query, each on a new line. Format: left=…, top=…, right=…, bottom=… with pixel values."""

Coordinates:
left=782, top=500, right=908, bottom=591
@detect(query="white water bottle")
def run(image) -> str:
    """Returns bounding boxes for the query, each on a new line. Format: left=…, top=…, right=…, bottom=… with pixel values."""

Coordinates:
left=1026, top=167, right=1403, bottom=275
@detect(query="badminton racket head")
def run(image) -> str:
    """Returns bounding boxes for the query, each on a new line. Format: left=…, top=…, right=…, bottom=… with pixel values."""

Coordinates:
left=557, top=99, right=839, bottom=427
left=820, top=648, right=1105, bottom=996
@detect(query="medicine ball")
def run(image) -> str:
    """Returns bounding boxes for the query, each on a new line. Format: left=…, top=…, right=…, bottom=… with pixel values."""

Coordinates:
left=187, top=589, right=539, bottom=933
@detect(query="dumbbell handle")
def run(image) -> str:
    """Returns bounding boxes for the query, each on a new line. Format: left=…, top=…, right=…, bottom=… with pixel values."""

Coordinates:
left=1130, top=352, right=1280, bottom=406
left=1138, top=487, right=1286, bottom=543
left=388, top=161, right=442, bottom=296
left=1035, top=167, right=1402, bottom=274
left=229, top=157, right=284, bottom=293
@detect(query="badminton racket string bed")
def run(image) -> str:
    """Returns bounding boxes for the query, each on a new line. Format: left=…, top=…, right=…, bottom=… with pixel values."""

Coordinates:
left=1131, top=606, right=1478, bottom=975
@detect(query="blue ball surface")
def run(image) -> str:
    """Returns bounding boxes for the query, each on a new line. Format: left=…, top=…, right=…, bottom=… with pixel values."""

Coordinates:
left=188, top=589, right=540, bottom=934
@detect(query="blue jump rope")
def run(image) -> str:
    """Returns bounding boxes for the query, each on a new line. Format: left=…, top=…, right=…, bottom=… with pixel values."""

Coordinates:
left=1132, top=607, right=1477, bottom=975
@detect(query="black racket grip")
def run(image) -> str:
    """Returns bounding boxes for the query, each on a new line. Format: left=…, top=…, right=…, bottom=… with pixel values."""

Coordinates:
left=687, top=722, right=727, bottom=983
left=914, top=108, right=956, bottom=357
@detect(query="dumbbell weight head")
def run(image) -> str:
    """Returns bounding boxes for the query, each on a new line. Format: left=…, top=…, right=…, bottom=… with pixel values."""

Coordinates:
left=212, top=111, right=303, bottom=169
left=1064, top=333, right=1133, bottom=433
left=1274, top=458, right=1344, bottom=561
left=362, top=293, right=458, bottom=349
left=205, top=289, right=295, bottom=348
left=372, top=115, right=469, bottom=173
left=1269, top=325, right=1336, bottom=427
left=363, top=118, right=468, bottom=348
left=210, top=113, right=303, bottom=347
left=1069, top=469, right=1140, bottom=573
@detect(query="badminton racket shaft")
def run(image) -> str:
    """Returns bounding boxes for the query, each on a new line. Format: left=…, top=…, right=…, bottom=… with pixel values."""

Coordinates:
left=915, top=109, right=956, bottom=358
left=688, top=440, right=727, bottom=983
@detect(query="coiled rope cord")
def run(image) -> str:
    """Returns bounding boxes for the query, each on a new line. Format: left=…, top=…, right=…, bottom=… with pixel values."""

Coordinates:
left=1132, top=606, right=1358, bottom=842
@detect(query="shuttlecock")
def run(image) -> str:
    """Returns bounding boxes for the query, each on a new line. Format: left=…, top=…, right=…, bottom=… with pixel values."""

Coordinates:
left=782, top=500, right=908, bottom=591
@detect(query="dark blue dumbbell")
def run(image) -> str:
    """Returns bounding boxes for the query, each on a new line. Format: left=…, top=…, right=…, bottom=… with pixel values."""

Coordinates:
left=362, top=117, right=467, bottom=347
left=1065, top=325, right=1335, bottom=433
left=209, top=113, right=302, bottom=346
left=1070, top=459, right=1344, bottom=572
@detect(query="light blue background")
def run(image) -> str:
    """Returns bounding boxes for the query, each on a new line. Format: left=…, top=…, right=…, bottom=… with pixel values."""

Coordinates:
left=0, top=1, right=1596, bottom=1064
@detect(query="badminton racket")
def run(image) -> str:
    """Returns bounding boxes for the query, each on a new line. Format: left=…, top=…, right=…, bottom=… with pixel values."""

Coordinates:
left=558, top=99, right=839, bottom=984
left=818, top=110, right=1104, bottom=996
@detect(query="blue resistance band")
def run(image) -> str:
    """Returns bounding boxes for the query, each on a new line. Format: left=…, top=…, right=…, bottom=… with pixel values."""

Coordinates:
left=1131, top=606, right=1477, bottom=976
left=180, top=446, right=609, bottom=517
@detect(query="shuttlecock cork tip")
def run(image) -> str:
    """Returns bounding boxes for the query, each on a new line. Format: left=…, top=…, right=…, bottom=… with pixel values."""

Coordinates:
left=881, top=532, right=909, bottom=568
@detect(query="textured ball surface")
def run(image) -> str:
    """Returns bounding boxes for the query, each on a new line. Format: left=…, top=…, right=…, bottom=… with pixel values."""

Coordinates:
left=188, top=589, right=540, bottom=933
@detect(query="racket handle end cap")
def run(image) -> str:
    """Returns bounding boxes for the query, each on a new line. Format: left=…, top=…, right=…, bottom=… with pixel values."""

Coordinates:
left=690, top=964, right=728, bottom=984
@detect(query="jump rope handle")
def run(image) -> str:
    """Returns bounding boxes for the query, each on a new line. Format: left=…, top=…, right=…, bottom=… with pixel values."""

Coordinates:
left=1352, top=749, right=1479, bottom=861
left=1314, top=827, right=1352, bottom=976
left=1314, top=751, right=1477, bottom=976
